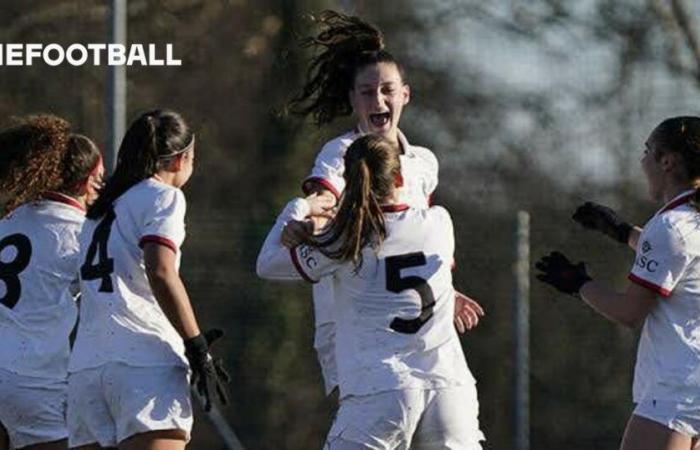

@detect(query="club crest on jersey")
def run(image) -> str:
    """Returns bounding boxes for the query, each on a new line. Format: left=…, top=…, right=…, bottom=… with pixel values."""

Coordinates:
left=299, top=245, right=317, bottom=269
left=642, top=240, right=652, bottom=253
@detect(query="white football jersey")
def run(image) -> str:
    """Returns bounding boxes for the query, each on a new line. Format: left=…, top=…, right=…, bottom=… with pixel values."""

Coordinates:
left=0, top=194, right=85, bottom=379
left=303, top=129, right=439, bottom=393
left=628, top=190, right=700, bottom=402
left=257, top=199, right=474, bottom=397
left=69, top=178, right=188, bottom=372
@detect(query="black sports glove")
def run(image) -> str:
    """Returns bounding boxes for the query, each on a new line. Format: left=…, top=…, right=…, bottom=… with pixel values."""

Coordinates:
left=535, top=251, right=592, bottom=296
left=184, top=329, right=231, bottom=412
left=572, top=201, right=633, bottom=244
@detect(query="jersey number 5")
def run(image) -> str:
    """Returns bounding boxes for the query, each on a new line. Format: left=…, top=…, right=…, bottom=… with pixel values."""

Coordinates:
left=0, top=234, right=32, bottom=309
left=81, top=208, right=116, bottom=293
left=386, top=252, right=436, bottom=334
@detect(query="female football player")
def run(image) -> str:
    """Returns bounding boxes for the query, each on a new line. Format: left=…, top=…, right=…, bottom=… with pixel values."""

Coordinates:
left=67, top=109, right=228, bottom=450
left=257, top=134, right=484, bottom=449
left=0, top=115, right=103, bottom=450
left=537, top=116, right=700, bottom=450
left=288, top=10, right=484, bottom=395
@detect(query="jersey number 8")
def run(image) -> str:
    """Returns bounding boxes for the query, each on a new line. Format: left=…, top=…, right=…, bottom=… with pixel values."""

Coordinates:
left=0, top=233, right=32, bottom=309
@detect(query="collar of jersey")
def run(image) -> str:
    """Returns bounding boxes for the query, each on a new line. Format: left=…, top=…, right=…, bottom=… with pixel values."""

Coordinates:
left=381, top=204, right=409, bottom=213
left=656, top=189, right=696, bottom=216
left=42, top=191, right=86, bottom=212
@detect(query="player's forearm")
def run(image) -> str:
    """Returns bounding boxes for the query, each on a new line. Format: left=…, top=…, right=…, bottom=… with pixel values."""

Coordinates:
left=579, top=281, right=641, bottom=328
left=147, top=268, right=201, bottom=339
left=628, top=226, right=642, bottom=250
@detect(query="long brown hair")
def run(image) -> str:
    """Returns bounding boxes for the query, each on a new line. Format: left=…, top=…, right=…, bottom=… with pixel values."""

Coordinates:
left=58, top=134, right=102, bottom=196
left=0, top=114, right=71, bottom=215
left=290, top=10, right=406, bottom=126
left=650, top=116, right=700, bottom=207
left=88, top=109, right=193, bottom=219
left=313, top=134, right=401, bottom=269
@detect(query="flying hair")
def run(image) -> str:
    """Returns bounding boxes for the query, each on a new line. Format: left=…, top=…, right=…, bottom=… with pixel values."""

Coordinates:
left=290, top=10, right=405, bottom=126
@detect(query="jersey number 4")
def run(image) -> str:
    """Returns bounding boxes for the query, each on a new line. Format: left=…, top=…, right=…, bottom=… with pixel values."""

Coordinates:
left=0, top=233, right=32, bottom=309
left=386, top=252, right=436, bottom=334
left=81, top=208, right=116, bottom=293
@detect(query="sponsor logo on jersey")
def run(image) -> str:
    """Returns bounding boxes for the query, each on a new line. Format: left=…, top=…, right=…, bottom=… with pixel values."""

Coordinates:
left=642, top=240, right=652, bottom=253
left=299, top=245, right=317, bottom=269
left=636, top=255, right=658, bottom=273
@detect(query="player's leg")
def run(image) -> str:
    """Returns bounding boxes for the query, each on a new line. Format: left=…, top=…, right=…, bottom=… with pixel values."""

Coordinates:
left=72, top=444, right=112, bottom=450
left=117, top=430, right=186, bottom=450
left=620, top=415, right=693, bottom=450
left=412, top=385, right=484, bottom=450
left=18, top=439, right=68, bottom=450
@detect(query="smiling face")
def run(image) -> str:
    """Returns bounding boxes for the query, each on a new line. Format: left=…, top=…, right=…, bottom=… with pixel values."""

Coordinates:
left=349, top=62, right=410, bottom=143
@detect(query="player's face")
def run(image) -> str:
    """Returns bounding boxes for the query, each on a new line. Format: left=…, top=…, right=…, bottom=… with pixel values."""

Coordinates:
left=86, top=159, right=105, bottom=206
left=350, top=62, right=410, bottom=140
left=174, top=146, right=195, bottom=188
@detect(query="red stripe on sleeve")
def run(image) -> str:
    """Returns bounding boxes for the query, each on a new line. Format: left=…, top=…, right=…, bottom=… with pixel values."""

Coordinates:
left=290, top=247, right=317, bottom=284
left=139, top=235, right=178, bottom=254
left=302, top=177, right=341, bottom=201
left=628, top=273, right=672, bottom=297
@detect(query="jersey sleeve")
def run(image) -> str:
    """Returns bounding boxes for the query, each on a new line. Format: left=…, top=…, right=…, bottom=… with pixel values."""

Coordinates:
left=138, top=188, right=186, bottom=253
left=430, top=206, right=455, bottom=267
left=628, top=218, right=692, bottom=297
left=290, top=244, right=339, bottom=283
left=302, top=140, right=347, bottom=200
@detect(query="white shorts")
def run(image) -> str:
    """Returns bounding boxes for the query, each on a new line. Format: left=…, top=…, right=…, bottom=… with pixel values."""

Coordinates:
left=67, top=362, right=192, bottom=448
left=325, top=385, right=484, bottom=450
left=0, top=368, right=68, bottom=449
left=634, top=398, right=700, bottom=437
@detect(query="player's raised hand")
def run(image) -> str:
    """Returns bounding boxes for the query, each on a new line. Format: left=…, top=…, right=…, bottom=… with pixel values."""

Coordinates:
left=305, top=192, right=336, bottom=219
left=281, top=219, right=315, bottom=248
left=453, top=291, right=485, bottom=333
left=184, top=328, right=231, bottom=412
left=535, top=251, right=592, bottom=296
left=572, top=201, right=632, bottom=244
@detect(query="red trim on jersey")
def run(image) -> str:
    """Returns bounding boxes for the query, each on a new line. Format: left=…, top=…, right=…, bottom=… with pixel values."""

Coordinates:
left=381, top=204, right=410, bottom=213
left=628, top=273, right=672, bottom=297
left=428, top=193, right=434, bottom=206
left=42, top=191, right=86, bottom=212
left=290, top=247, right=317, bottom=283
left=139, top=235, right=178, bottom=254
left=302, top=177, right=341, bottom=200
left=659, top=192, right=694, bottom=214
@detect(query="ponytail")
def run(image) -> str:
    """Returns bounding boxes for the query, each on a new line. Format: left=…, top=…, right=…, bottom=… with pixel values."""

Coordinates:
left=88, top=109, right=193, bottom=219
left=290, top=10, right=404, bottom=126
left=312, top=134, right=400, bottom=269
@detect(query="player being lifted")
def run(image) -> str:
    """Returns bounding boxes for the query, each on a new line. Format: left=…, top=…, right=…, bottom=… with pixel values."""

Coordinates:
left=537, top=116, right=700, bottom=450
left=67, top=110, right=229, bottom=450
left=0, top=115, right=103, bottom=450
left=288, top=10, right=484, bottom=397
left=258, top=134, right=484, bottom=449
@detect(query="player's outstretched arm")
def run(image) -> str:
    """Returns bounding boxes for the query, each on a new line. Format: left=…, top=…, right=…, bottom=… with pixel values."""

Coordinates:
left=572, top=201, right=640, bottom=250
left=144, top=243, right=229, bottom=411
left=535, top=250, right=657, bottom=327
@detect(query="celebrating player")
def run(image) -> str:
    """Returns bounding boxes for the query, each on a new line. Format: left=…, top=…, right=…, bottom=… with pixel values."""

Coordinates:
left=67, top=110, right=229, bottom=450
left=257, top=134, right=484, bottom=449
left=536, top=116, right=700, bottom=450
left=0, top=115, right=103, bottom=450
left=289, top=10, right=484, bottom=396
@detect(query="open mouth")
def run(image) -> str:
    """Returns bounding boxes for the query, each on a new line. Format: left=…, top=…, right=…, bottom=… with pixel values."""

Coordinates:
left=369, top=112, right=391, bottom=128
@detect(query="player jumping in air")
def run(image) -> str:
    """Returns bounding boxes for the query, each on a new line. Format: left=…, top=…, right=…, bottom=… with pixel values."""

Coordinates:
left=258, top=134, right=484, bottom=449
